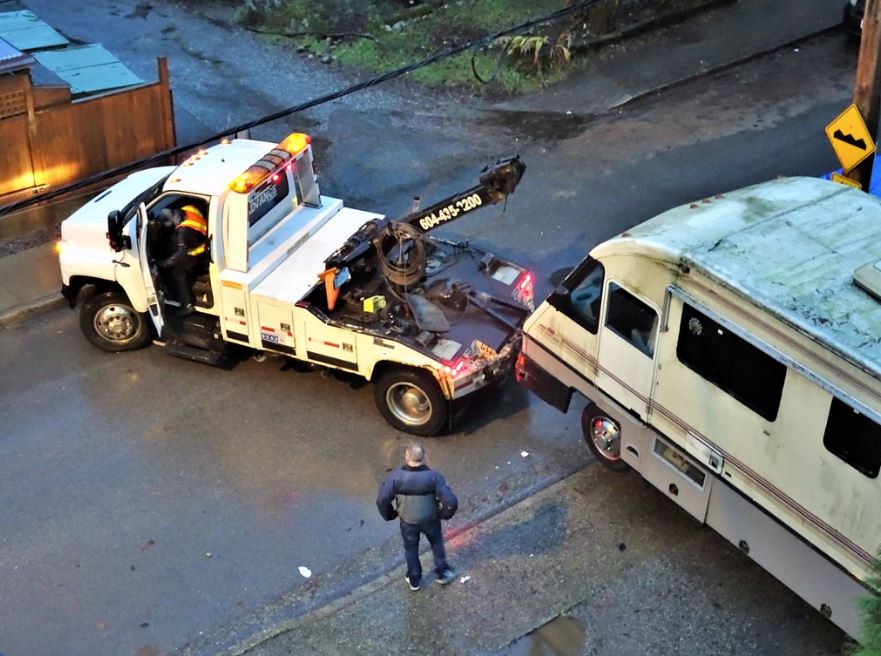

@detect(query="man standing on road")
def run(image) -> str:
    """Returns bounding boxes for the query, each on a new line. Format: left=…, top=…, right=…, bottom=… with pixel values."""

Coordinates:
left=376, top=443, right=458, bottom=591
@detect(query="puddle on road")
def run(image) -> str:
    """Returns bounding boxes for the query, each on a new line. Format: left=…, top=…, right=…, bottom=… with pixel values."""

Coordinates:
left=483, top=110, right=589, bottom=142
left=496, top=614, right=586, bottom=656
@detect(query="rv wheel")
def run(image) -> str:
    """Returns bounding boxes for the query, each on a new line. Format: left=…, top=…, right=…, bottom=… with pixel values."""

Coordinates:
left=374, top=367, right=448, bottom=436
left=582, top=406, right=629, bottom=472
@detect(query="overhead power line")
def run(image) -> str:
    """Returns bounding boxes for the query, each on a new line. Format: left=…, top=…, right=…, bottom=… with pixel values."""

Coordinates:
left=0, top=0, right=599, bottom=218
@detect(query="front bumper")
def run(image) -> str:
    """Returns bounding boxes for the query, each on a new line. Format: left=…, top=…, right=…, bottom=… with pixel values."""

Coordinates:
left=514, top=349, right=573, bottom=413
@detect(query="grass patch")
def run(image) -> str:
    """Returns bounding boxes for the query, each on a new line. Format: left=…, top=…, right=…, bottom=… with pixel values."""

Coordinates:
left=243, top=0, right=577, bottom=94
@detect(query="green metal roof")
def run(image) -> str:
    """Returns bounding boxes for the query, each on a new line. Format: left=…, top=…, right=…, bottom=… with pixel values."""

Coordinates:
left=0, top=35, right=34, bottom=73
left=0, top=10, right=68, bottom=51
left=32, top=44, right=143, bottom=96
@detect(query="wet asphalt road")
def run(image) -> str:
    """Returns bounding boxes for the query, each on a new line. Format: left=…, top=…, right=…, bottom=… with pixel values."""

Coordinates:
left=0, top=1, right=860, bottom=654
left=0, top=307, right=589, bottom=656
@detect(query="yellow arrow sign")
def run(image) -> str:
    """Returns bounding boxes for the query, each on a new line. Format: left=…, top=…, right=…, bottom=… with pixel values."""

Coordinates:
left=826, top=104, right=876, bottom=172
left=831, top=172, right=861, bottom=189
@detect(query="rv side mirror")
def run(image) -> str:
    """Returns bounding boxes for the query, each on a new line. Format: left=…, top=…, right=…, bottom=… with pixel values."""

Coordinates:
left=546, top=285, right=571, bottom=310
left=106, top=210, right=130, bottom=252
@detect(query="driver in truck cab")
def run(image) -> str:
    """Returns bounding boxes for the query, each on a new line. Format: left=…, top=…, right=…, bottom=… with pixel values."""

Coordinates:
left=157, top=203, right=208, bottom=316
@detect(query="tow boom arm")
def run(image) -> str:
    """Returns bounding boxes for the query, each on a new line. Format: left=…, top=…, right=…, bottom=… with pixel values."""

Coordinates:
left=401, top=155, right=526, bottom=234
left=325, top=155, right=525, bottom=269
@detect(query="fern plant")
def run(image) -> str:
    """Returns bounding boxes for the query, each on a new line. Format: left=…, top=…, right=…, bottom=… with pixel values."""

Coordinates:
left=495, top=32, right=572, bottom=83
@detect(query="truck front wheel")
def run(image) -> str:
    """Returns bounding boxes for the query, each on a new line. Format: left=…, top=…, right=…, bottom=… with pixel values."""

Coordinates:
left=80, top=291, right=151, bottom=352
left=582, top=405, right=629, bottom=472
left=374, top=368, right=448, bottom=436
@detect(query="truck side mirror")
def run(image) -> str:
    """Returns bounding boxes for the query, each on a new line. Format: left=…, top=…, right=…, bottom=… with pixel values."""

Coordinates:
left=106, top=210, right=132, bottom=252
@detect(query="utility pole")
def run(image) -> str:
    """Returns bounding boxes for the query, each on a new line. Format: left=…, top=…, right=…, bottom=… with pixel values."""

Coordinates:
left=852, top=0, right=881, bottom=190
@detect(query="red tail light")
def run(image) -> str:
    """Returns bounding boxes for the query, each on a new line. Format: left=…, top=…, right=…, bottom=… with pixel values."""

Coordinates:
left=513, top=270, right=535, bottom=307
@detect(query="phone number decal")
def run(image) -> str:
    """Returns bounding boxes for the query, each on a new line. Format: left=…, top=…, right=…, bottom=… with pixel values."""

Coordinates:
left=418, top=193, right=483, bottom=231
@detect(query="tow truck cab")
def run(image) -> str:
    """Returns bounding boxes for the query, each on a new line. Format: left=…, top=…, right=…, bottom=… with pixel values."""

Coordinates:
left=59, top=134, right=532, bottom=435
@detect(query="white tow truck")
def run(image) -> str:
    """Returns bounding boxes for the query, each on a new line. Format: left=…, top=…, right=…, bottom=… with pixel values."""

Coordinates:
left=58, top=133, right=533, bottom=435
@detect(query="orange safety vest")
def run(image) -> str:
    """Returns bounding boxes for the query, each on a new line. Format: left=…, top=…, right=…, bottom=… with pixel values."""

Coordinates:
left=179, top=204, right=208, bottom=256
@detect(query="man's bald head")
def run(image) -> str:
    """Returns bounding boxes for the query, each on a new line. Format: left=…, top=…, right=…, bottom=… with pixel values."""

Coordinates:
left=405, top=443, right=425, bottom=466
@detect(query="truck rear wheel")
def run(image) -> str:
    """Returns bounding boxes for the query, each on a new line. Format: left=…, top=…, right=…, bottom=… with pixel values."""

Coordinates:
left=374, top=368, right=448, bottom=436
left=582, top=405, right=629, bottom=472
left=80, top=291, right=151, bottom=352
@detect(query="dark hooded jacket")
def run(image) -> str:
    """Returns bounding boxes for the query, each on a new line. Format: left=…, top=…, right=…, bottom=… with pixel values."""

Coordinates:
left=376, top=465, right=458, bottom=524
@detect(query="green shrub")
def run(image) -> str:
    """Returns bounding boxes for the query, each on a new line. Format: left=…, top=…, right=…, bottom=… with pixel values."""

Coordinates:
left=853, top=552, right=881, bottom=656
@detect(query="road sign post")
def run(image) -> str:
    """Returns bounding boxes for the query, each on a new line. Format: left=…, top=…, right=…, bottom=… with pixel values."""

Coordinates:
left=851, top=0, right=881, bottom=190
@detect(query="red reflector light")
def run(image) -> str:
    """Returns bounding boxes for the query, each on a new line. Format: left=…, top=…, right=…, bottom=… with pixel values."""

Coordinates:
left=518, top=271, right=533, bottom=290
left=271, top=173, right=281, bottom=183
left=445, top=358, right=467, bottom=376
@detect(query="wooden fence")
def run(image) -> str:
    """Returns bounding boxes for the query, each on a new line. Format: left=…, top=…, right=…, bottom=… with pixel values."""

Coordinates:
left=0, top=58, right=175, bottom=202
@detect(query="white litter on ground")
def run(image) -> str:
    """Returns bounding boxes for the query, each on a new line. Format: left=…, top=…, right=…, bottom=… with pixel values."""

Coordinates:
left=298, top=566, right=312, bottom=578
left=520, top=451, right=529, bottom=458
left=459, top=575, right=471, bottom=583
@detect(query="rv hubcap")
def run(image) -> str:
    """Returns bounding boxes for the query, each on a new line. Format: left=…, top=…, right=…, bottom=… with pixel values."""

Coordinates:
left=386, top=382, right=432, bottom=426
left=590, top=415, right=621, bottom=460
left=94, top=304, right=139, bottom=344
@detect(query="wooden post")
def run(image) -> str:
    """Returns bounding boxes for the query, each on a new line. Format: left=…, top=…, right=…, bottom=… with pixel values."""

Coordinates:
left=588, top=0, right=619, bottom=36
left=157, top=57, right=177, bottom=154
left=851, top=0, right=881, bottom=189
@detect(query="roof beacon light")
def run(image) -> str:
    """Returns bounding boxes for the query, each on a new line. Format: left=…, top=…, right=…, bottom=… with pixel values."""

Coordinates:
left=228, top=133, right=311, bottom=194
left=229, top=163, right=273, bottom=194
left=279, top=132, right=311, bottom=157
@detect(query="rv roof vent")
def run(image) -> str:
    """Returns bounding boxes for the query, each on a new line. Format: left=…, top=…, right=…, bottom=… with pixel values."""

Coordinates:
left=853, top=260, right=881, bottom=302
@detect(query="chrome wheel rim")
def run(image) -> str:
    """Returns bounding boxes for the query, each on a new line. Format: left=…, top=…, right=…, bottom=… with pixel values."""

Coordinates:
left=93, top=303, right=140, bottom=345
left=590, top=415, right=622, bottom=461
left=386, top=382, right=432, bottom=427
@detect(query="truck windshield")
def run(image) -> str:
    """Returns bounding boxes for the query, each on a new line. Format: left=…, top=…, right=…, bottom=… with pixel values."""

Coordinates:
left=119, top=174, right=170, bottom=228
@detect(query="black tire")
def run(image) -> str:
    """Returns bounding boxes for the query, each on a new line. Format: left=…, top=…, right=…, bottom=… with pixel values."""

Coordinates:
left=80, top=291, right=151, bottom=352
left=374, top=368, right=449, bottom=436
left=581, top=405, right=629, bottom=472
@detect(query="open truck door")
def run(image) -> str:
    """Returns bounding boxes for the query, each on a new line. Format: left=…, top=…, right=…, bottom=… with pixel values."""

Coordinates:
left=136, top=203, right=165, bottom=336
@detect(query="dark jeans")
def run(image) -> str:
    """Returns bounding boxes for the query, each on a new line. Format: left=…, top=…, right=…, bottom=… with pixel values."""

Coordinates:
left=400, top=519, right=449, bottom=583
left=164, top=257, right=199, bottom=307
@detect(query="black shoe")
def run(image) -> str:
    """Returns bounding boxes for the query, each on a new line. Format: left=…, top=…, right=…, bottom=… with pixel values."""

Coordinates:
left=435, top=568, right=456, bottom=586
left=405, top=575, right=420, bottom=591
left=177, top=303, right=195, bottom=317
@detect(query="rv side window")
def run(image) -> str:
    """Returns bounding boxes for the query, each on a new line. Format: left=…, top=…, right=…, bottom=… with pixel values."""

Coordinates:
left=604, top=283, right=658, bottom=357
left=823, top=398, right=881, bottom=478
left=676, top=303, right=785, bottom=422
left=549, top=257, right=605, bottom=334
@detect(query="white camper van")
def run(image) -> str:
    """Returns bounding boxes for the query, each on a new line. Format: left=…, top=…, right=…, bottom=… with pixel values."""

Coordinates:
left=516, top=177, right=880, bottom=637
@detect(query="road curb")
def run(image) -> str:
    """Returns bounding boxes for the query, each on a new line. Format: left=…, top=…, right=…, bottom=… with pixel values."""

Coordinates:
left=0, top=293, right=65, bottom=328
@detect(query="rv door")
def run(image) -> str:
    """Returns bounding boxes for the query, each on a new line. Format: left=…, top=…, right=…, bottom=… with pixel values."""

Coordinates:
left=595, top=281, right=659, bottom=419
